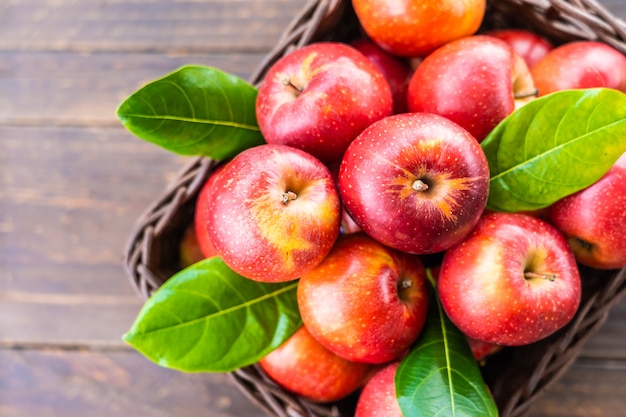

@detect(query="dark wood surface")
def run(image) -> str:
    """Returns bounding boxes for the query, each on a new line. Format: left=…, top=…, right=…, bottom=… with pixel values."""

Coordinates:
left=1, top=1, right=625, bottom=416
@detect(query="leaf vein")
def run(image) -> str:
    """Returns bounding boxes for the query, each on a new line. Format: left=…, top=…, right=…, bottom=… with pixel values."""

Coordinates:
left=135, top=282, right=298, bottom=336
left=491, top=118, right=624, bottom=182
left=116, top=113, right=260, bottom=131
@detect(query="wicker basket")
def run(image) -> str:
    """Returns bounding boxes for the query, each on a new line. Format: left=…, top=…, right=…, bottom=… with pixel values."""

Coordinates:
left=123, top=1, right=626, bottom=416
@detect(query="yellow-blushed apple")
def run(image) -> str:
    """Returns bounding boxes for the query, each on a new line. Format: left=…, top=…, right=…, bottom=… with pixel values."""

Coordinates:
left=206, top=144, right=341, bottom=283
left=546, top=152, right=626, bottom=270
left=407, top=35, right=537, bottom=142
left=438, top=212, right=582, bottom=346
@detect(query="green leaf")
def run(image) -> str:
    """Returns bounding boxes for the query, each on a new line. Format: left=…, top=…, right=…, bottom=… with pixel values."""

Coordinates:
left=123, top=257, right=301, bottom=373
left=116, top=65, right=265, bottom=159
left=482, top=88, right=626, bottom=212
left=395, top=291, right=498, bottom=417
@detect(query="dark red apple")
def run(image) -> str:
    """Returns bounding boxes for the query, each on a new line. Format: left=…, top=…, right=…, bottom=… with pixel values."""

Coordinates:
left=338, top=112, right=490, bottom=255
left=546, top=152, right=626, bottom=269
left=206, top=144, right=341, bottom=282
left=259, top=326, right=372, bottom=403
left=438, top=212, right=582, bottom=346
left=255, top=41, right=393, bottom=163
left=297, top=233, right=429, bottom=364
left=486, top=28, right=553, bottom=68
left=407, top=35, right=537, bottom=142
left=351, top=38, right=413, bottom=114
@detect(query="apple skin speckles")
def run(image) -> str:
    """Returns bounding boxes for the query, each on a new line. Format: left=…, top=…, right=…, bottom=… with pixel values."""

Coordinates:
left=206, top=144, right=341, bottom=283
left=297, top=233, right=429, bottom=364
left=438, top=211, right=582, bottom=346
left=338, top=112, right=490, bottom=255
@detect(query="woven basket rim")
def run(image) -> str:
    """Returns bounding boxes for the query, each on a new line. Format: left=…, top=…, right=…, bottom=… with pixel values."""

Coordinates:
left=122, top=1, right=626, bottom=416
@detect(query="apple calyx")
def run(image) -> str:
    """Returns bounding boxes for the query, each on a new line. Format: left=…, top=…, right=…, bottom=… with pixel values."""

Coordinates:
left=397, top=277, right=417, bottom=304
left=412, top=179, right=430, bottom=192
left=523, top=271, right=557, bottom=282
left=282, top=190, right=298, bottom=204
left=398, top=278, right=414, bottom=290
left=569, top=236, right=594, bottom=252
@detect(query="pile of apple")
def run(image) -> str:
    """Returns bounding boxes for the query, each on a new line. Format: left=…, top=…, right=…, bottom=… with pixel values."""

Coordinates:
left=189, top=0, right=626, bottom=414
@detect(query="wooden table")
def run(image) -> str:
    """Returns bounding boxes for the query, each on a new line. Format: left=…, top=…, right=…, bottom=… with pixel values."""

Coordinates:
left=1, top=1, right=625, bottom=416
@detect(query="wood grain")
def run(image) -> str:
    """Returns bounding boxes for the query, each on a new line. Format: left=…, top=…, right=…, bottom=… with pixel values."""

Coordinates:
left=0, top=349, right=266, bottom=417
left=0, top=125, right=183, bottom=344
left=0, top=51, right=266, bottom=126
left=529, top=359, right=626, bottom=417
left=0, top=0, right=304, bottom=53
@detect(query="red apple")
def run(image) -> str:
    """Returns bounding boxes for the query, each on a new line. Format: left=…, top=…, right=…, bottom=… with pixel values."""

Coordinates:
left=338, top=112, right=490, bottom=255
left=351, top=38, right=413, bottom=114
left=438, top=211, right=582, bottom=346
left=407, top=35, right=537, bottom=142
left=545, top=152, right=626, bottom=269
left=194, top=164, right=225, bottom=259
left=297, top=233, right=429, bottom=364
left=259, top=326, right=372, bottom=403
left=206, top=144, right=341, bottom=282
left=531, top=41, right=626, bottom=96
left=354, top=361, right=402, bottom=417
left=255, top=41, right=393, bottom=164
left=352, top=0, right=486, bottom=57
left=486, top=28, right=553, bottom=68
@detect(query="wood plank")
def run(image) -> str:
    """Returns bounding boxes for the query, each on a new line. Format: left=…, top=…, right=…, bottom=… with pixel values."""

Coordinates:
left=1, top=349, right=626, bottom=417
left=529, top=358, right=626, bottom=417
left=0, top=298, right=142, bottom=347
left=0, top=125, right=186, bottom=270
left=0, top=0, right=304, bottom=53
left=0, top=349, right=266, bottom=417
left=0, top=51, right=265, bottom=126
left=580, top=298, right=626, bottom=360
left=0, top=125, right=181, bottom=344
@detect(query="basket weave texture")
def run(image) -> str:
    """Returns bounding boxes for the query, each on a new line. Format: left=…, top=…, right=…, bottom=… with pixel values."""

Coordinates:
left=123, top=1, right=626, bottom=416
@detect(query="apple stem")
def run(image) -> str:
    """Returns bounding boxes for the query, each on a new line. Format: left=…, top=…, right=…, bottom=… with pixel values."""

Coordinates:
left=412, top=179, right=429, bottom=192
left=282, top=77, right=302, bottom=95
left=282, top=191, right=298, bottom=204
left=524, top=271, right=557, bottom=282
left=514, top=89, right=539, bottom=100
